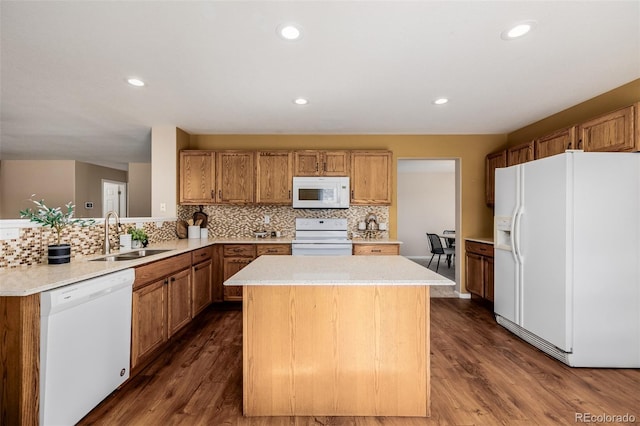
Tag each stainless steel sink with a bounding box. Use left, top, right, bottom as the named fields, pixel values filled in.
left=90, top=249, right=172, bottom=261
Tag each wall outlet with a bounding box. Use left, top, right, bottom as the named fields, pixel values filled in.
left=160, top=203, right=166, bottom=212
left=264, top=215, right=270, bottom=224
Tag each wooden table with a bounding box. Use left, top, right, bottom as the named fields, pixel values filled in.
left=224, top=255, right=453, bottom=417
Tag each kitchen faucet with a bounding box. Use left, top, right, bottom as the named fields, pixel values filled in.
left=103, top=211, right=121, bottom=254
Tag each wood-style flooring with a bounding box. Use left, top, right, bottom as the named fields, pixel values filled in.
left=80, top=299, right=639, bottom=426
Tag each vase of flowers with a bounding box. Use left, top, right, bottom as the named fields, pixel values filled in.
left=20, top=196, right=95, bottom=264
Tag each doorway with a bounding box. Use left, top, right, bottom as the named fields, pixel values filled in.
left=102, top=180, right=127, bottom=217
left=397, top=158, right=461, bottom=294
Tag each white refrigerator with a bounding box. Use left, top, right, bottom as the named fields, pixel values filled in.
left=494, top=151, right=640, bottom=367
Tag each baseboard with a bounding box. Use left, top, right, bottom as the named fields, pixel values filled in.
left=455, top=291, right=471, bottom=299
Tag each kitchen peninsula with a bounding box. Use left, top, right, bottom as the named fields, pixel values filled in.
left=224, top=255, right=453, bottom=417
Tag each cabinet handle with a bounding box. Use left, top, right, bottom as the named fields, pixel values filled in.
left=323, top=162, right=327, bottom=172
left=164, top=278, right=168, bottom=285
left=372, top=249, right=381, bottom=253
left=218, top=189, right=222, bottom=199
left=577, top=139, right=583, bottom=149
left=211, top=190, right=214, bottom=199
left=351, top=190, right=354, bottom=198
left=288, top=190, right=291, bottom=199
left=315, top=162, right=319, bottom=171
left=171, top=277, right=176, bottom=282
left=567, top=142, right=571, bottom=149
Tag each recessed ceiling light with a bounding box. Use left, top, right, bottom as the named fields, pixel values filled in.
left=293, top=97, right=308, bottom=105
left=277, top=24, right=302, bottom=41
left=433, top=98, right=449, bottom=105
left=501, top=20, right=536, bottom=40
left=127, top=78, right=145, bottom=87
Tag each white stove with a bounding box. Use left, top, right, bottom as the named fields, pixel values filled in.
left=292, top=218, right=353, bottom=256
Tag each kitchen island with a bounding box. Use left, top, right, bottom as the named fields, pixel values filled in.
left=224, top=255, right=453, bottom=417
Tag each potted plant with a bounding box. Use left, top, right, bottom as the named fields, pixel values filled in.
left=127, top=227, right=148, bottom=249
left=20, top=197, right=95, bottom=264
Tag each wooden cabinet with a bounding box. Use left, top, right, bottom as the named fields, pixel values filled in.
left=294, top=150, right=350, bottom=176
left=578, top=104, right=636, bottom=152
left=464, top=240, right=494, bottom=302
left=191, top=247, right=213, bottom=317
left=216, top=151, right=255, bottom=204
left=222, top=244, right=256, bottom=301
left=131, top=253, right=192, bottom=370
left=353, top=244, right=400, bottom=255
left=256, top=151, right=293, bottom=204
left=180, top=151, right=215, bottom=204
left=485, top=149, right=506, bottom=206
left=507, top=141, right=534, bottom=166
left=535, top=126, right=576, bottom=159
left=256, top=244, right=291, bottom=256
left=350, top=150, right=392, bottom=205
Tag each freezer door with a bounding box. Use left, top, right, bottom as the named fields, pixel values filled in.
left=520, top=154, right=572, bottom=352
left=494, top=165, right=519, bottom=323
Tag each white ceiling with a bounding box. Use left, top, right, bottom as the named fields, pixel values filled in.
left=1, top=1, right=639, bottom=170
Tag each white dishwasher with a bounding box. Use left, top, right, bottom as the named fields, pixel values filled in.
left=40, top=268, right=134, bottom=426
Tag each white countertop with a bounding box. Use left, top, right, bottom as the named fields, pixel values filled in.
left=0, top=237, right=406, bottom=296
left=224, top=255, right=454, bottom=286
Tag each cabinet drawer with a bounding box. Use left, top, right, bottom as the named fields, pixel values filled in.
left=134, top=253, right=191, bottom=289
left=191, top=246, right=212, bottom=264
left=223, top=244, right=256, bottom=257
left=353, top=244, right=399, bottom=255
left=256, top=244, right=291, bottom=256
left=465, top=241, right=494, bottom=257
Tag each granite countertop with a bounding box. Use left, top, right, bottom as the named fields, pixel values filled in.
left=0, top=237, right=405, bottom=296
left=466, top=236, right=494, bottom=245
left=224, top=255, right=453, bottom=286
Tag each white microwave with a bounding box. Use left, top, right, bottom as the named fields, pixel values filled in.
left=292, top=176, right=350, bottom=209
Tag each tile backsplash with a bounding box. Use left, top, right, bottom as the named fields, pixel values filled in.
left=0, top=205, right=388, bottom=269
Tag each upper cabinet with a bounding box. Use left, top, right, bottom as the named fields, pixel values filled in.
left=578, top=104, right=636, bottom=152
left=485, top=150, right=506, bottom=206
left=507, top=141, right=534, bottom=166
left=350, top=150, right=392, bottom=205
left=535, top=126, right=577, bottom=159
left=180, top=151, right=215, bottom=204
left=216, top=151, right=255, bottom=204
left=256, top=151, right=293, bottom=204
left=294, top=150, right=350, bottom=176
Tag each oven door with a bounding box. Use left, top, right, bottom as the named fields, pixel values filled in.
left=292, top=243, right=353, bottom=256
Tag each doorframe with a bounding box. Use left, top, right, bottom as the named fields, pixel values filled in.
left=102, top=179, right=127, bottom=217
left=397, top=157, right=463, bottom=295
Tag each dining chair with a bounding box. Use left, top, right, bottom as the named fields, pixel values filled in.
left=442, top=229, right=455, bottom=265
left=426, top=233, right=455, bottom=273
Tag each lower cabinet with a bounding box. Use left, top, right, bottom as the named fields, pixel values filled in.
left=221, top=243, right=291, bottom=301
left=353, top=243, right=400, bottom=255
left=464, top=240, right=494, bottom=302
left=131, top=253, right=192, bottom=371
left=191, top=247, right=213, bottom=316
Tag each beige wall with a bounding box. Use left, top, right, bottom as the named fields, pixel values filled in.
left=128, top=162, right=152, bottom=217
left=507, top=78, right=640, bottom=146
left=74, top=162, right=127, bottom=218
left=0, top=160, right=75, bottom=218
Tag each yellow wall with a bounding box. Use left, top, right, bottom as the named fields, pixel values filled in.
left=507, top=78, right=640, bottom=146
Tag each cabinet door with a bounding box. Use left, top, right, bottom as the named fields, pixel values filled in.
left=465, top=252, right=484, bottom=297
left=294, top=151, right=322, bottom=176
left=578, top=105, right=635, bottom=152
left=322, top=151, right=350, bottom=176
left=167, top=268, right=192, bottom=337
left=484, top=257, right=494, bottom=303
left=192, top=259, right=212, bottom=317
left=180, top=151, right=215, bottom=204
left=350, top=151, right=392, bottom=205
left=485, top=150, right=506, bottom=206
left=216, top=151, right=255, bottom=203
left=131, top=280, right=167, bottom=369
left=535, top=127, right=576, bottom=159
left=507, top=141, right=534, bottom=166
left=256, top=151, right=293, bottom=204
left=223, top=258, right=252, bottom=301
left=353, top=244, right=400, bottom=255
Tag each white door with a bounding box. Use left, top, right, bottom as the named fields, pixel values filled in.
left=519, top=154, right=571, bottom=351
left=102, top=181, right=127, bottom=217
left=494, top=165, right=519, bottom=323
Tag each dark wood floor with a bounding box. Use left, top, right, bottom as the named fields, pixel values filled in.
left=80, top=299, right=640, bottom=426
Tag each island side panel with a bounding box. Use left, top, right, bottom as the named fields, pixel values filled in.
left=243, top=285, right=430, bottom=417
left=0, top=294, right=40, bottom=426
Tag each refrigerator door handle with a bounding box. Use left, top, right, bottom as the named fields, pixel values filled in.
left=514, top=207, right=523, bottom=262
